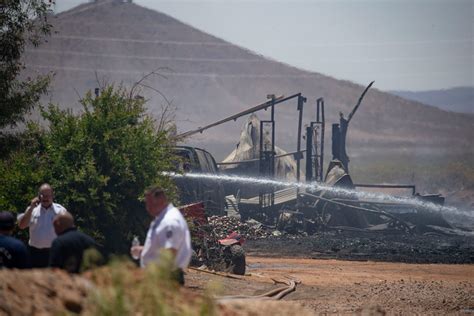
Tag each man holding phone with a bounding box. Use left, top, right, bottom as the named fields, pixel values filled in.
left=17, top=183, right=67, bottom=268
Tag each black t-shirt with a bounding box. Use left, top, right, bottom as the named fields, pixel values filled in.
left=49, top=227, right=96, bottom=273
left=0, top=234, right=31, bottom=269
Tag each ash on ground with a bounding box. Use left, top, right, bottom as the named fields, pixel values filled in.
left=208, top=215, right=474, bottom=264
left=247, top=231, right=474, bottom=264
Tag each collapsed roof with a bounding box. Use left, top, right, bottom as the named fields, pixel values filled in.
left=221, top=114, right=299, bottom=181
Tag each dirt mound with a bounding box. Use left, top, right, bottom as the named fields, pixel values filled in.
left=0, top=269, right=90, bottom=315
left=0, top=267, right=214, bottom=316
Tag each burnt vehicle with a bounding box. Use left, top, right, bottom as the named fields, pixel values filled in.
left=173, top=146, right=226, bottom=216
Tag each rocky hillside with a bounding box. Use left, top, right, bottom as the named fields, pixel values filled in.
left=23, top=0, right=474, bottom=160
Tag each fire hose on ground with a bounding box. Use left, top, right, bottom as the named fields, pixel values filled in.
left=215, top=276, right=300, bottom=302
left=188, top=267, right=300, bottom=301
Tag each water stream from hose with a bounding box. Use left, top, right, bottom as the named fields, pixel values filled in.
left=164, top=172, right=472, bottom=218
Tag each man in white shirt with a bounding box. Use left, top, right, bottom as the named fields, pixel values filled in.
left=17, top=183, right=67, bottom=267
left=131, top=186, right=192, bottom=285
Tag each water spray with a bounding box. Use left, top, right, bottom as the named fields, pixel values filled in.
left=164, top=171, right=473, bottom=218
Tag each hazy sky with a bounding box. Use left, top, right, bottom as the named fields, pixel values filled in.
left=55, top=0, right=473, bottom=91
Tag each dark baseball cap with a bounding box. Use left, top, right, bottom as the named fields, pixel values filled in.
left=0, top=211, right=15, bottom=230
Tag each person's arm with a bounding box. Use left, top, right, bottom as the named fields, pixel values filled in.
left=163, top=224, right=182, bottom=256
left=18, top=197, right=40, bottom=229
left=58, top=205, right=67, bottom=214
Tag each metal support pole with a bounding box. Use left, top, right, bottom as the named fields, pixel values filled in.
left=317, top=98, right=325, bottom=181
left=332, top=123, right=340, bottom=160
left=317, top=102, right=320, bottom=122
left=259, top=120, right=275, bottom=208
left=296, top=95, right=306, bottom=183
left=271, top=96, right=276, bottom=179
left=259, top=94, right=277, bottom=209
left=321, top=99, right=325, bottom=179
left=305, top=126, right=313, bottom=182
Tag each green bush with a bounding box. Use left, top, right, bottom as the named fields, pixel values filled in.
left=0, top=0, right=52, bottom=128
left=0, top=86, right=177, bottom=254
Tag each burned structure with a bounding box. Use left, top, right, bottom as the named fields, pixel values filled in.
left=175, top=82, right=453, bottom=236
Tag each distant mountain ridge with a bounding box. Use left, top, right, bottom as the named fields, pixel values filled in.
left=391, top=87, right=474, bottom=114
left=22, top=1, right=474, bottom=160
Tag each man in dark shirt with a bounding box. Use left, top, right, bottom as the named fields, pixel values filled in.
left=0, top=211, right=31, bottom=269
left=49, top=212, right=96, bottom=273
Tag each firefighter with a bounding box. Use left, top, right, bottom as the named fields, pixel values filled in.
left=130, top=186, right=192, bottom=285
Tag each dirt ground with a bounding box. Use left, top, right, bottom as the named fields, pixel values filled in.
left=187, top=256, right=474, bottom=315
left=0, top=257, right=472, bottom=315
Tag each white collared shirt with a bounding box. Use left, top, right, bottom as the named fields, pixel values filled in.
left=140, top=203, right=192, bottom=270
left=17, top=203, right=67, bottom=249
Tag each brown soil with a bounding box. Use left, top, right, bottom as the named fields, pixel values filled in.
left=187, top=256, right=474, bottom=315
left=1, top=258, right=472, bottom=315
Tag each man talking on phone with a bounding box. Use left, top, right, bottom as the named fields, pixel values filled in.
left=17, top=183, right=67, bottom=268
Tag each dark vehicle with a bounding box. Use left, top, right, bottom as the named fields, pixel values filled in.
left=173, top=146, right=226, bottom=216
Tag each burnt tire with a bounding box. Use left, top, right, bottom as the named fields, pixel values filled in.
left=228, top=244, right=246, bottom=275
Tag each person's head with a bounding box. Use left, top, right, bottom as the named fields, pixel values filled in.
left=38, top=183, right=54, bottom=208
left=0, top=211, right=15, bottom=236
left=53, top=212, right=75, bottom=235
left=144, top=186, right=168, bottom=217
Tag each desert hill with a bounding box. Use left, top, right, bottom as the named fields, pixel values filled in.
left=23, top=0, right=474, bottom=160
left=391, top=87, right=474, bottom=114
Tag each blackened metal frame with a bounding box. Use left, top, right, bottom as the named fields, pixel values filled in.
left=177, top=92, right=307, bottom=210
left=305, top=98, right=325, bottom=182
left=257, top=93, right=307, bottom=207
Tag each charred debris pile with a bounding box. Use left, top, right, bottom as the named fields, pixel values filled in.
left=175, top=82, right=473, bottom=245
left=208, top=215, right=277, bottom=239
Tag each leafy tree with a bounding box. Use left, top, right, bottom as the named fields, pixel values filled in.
left=0, top=0, right=52, bottom=128
left=0, top=86, right=178, bottom=254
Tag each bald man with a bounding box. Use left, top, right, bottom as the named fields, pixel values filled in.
left=17, top=183, right=67, bottom=267
left=49, top=212, right=97, bottom=273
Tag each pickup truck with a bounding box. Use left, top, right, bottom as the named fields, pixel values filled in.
left=172, top=146, right=226, bottom=216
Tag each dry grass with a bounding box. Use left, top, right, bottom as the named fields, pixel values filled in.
left=84, top=255, right=216, bottom=316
